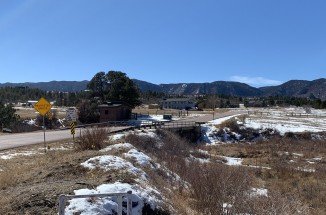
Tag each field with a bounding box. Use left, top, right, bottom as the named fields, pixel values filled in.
left=14, top=107, right=67, bottom=119
left=0, top=107, right=325, bottom=214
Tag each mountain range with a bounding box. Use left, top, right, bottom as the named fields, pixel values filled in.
left=133, top=79, right=326, bottom=101
left=0, top=78, right=325, bottom=100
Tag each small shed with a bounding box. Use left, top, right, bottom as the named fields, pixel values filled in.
left=98, top=101, right=132, bottom=122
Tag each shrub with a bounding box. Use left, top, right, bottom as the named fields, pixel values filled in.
left=217, top=117, right=241, bottom=132
left=75, top=127, right=109, bottom=150
left=125, top=133, right=159, bottom=154
left=187, top=163, right=255, bottom=214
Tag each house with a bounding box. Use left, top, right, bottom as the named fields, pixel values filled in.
left=26, top=100, right=38, bottom=107
left=159, top=98, right=197, bottom=110
left=98, top=101, right=132, bottom=122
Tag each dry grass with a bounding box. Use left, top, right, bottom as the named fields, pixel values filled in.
left=75, top=127, right=110, bottom=150
left=205, top=136, right=326, bottom=214
left=0, top=142, right=105, bottom=214
left=14, top=107, right=66, bottom=119
left=1, top=124, right=325, bottom=214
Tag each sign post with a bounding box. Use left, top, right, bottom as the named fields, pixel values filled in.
left=66, top=108, right=77, bottom=141
left=33, top=97, right=52, bottom=152
left=70, top=122, right=75, bottom=140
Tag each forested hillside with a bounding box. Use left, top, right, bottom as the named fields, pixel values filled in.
left=0, top=87, right=88, bottom=106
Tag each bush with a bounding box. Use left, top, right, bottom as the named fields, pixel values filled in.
left=75, top=127, right=109, bottom=150
left=187, top=163, right=255, bottom=214
left=217, top=117, right=241, bottom=132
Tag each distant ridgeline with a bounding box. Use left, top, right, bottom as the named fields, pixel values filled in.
left=132, top=78, right=326, bottom=101
left=1, top=78, right=325, bottom=101
left=0, top=81, right=89, bottom=93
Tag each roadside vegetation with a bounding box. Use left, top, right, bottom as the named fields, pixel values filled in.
left=1, top=123, right=325, bottom=214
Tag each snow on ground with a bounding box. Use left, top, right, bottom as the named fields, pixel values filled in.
left=81, top=155, right=148, bottom=182
left=65, top=182, right=163, bottom=215
left=296, top=167, right=316, bottom=173
left=131, top=115, right=170, bottom=124
left=244, top=108, right=326, bottom=135
left=251, top=188, right=268, bottom=197
left=101, top=143, right=135, bottom=152
left=67, top=141, right=168, bottom=214
left=209, top=114, right=242, bottom=125
left=245, top=117, right=325, bottom=135
left=110, top=133, right=126, bottom=140
left=200, top=114, right=243, bottom=144
left=123, top=149, right=154, bottom=168
left=135, top=130, right=158, bottom=138
left=47, top=145, right=72, bottom=151
left=200, top=124, right=218, bottom=144
left=200, top=108, right=326, bottom=145
left=221, top=156, right=243, bottom=166
left=0, top=151, right=38, bottom=159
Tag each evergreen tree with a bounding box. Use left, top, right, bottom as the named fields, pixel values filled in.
left=77, top=100, right=100, bottom=124
left=0, top=103, right=20, bottom=129
left=87, top=71, right=141, bottom=108
left=87, top=71, right=109, bottom=102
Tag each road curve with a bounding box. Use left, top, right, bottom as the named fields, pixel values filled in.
left=179, top=109, right=247, bottom=122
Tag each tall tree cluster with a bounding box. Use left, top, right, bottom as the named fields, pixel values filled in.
left=87, top=71, right=141, bottom=108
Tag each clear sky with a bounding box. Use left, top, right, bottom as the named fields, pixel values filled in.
left=0, top=0, right=325, bottom=87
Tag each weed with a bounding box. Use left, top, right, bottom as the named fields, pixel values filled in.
left=75, top=127, right=110, bottom=150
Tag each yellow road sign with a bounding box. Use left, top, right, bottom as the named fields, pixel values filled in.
left=34, top=97, right=52, bottom=116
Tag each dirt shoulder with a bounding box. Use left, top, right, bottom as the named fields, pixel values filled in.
left=0, top=141, right=110, bottom=214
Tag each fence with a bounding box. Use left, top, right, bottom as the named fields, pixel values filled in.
left=247, top=111, right=326, bottom=118
left=160, top=121, right=197, bottom=129
left=58, top=191, right=133, bottom=215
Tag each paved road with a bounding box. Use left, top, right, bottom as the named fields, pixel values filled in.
left=0, top=126, right=131, bottom=151
left=0, top=110, right=246, bottom=151
left=179, top=109, right=247, bottom=123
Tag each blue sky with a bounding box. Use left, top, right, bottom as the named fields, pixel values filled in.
left=0, top=0, right=325, bottom=87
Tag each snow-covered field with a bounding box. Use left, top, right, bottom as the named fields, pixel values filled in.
left=201, top=107, right=326, bottom=144
left=245, top=107, right=326, bottom=135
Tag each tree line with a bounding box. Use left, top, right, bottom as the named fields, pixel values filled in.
left=1, top=71, right=326, bottom=132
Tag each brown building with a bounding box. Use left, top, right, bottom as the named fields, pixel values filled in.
left=98, top=101, right=132, bottom=122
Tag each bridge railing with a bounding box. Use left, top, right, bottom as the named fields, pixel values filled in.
left=68, top=120, right=200, bottom=132
left=160, top=121, right=197, bottom=128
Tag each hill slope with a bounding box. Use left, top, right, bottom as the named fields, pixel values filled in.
left=260, top=78, right=326, bottom=100
left=133, top=79, right=262, bottom=96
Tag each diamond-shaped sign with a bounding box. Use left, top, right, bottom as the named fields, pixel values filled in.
left=34, top=97, right=52, bottom=116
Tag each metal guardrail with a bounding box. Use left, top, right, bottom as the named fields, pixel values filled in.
left=160, top=121, right=197, bottom=129
left=65, top=120, right=200, bottom=133
left=58, top=191, right=133, bottom=215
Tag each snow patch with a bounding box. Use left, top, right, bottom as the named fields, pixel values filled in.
left=81, top=155, right=148, bottom=182
left=65, top=182, right=162, bottom=215
left=251, top=188, right=268, bottom=197
left=123, top=149, right=154, bottom=168
left=222, top=156, right=243, bottom=166
left=101, top=143, right=135, bottom=152
left=0, top=151, right=37, bottom=159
